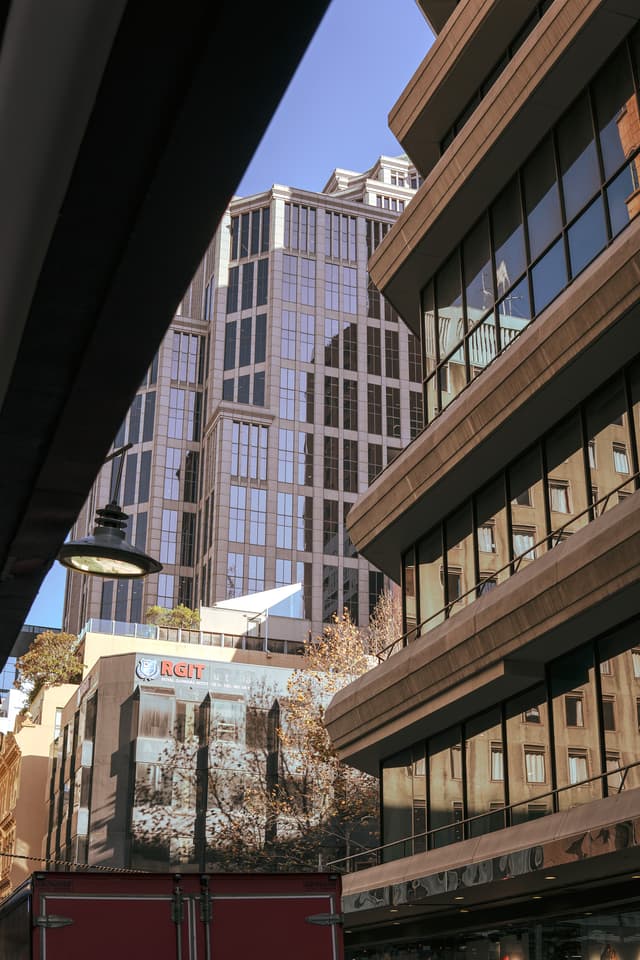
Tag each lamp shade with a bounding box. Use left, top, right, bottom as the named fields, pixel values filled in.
left=58, top=501, right=162, bottom=579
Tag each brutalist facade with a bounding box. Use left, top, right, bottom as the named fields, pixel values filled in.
left=325, top=2, right=640, bottom=958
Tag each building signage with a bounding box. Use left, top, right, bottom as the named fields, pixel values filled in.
left=135, top=656, right=208, bottom=684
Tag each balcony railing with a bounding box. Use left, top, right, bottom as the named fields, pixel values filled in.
left=79, top=618, right=306, bottom=656
left=327, top=758, right=640, bottom=873
left=376, top=471, right=640, bottom=661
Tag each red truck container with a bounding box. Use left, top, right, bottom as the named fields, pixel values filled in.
left=0, top=870, right=344, bottom=960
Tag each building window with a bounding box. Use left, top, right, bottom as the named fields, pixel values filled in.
left=160, top=510, right=178, bottom=564
left=343, top=321, right=358, bottom=371
left=409, top=391, right=423, bottom=440
left=450, top=745, right=462, bottom=780
left=324, top=436, right=339, bottom=490
left=478, top=523, right=496, bottom=553
left=588, top=439, right=596, bottom=467
left=282, top=254, right=297, bottom=302
left=565, top=694, right=584, bottom=727
left=606, top=752, right=624, bottom=792
left=322, top=564, right=338, bottom=621
left=344, top=379, right=358, bottom=431
left=525, top=747, right=546, bottom=783
left=325, top=263, right=339, bottom=311
left=247, top=555, right=264, bottom=593
left=513, top=525, right=536, bottom=560
left=523, top=706, right=541, bottom=723
left=408, top=333, right=422, bottom=382
left=344, top=439, right=359, bottom=493
left=324, top=318, right=340, bottom=367
left=300, top=313, right=315, bottom=362
left=324, top=376, right=339, bottom=427
left=367, top=275, right=380, bottom=319
left=568, top=749, right=588, bottom=784
left=633, top=649, right=640, bottom=678
left=226, top=555, right=243, bottom=600
left=368, top=443, right=383, bottom=485
left=491, top=743, right=504, bottom=781
left=323, top=499, right=339, bottom=556
left=386, top=387, right=401, bottom=438
left=344, top=567, right=359, bottom=623
left=277, top=493, right=294, bottom=549
left=164, top=448, right=181, bottom=500
left=599, top=658, right=612, bottom=676
left=284, top=202, right=316, bottom=253
left=613, top=441, right=630, bottom=473
left=279, top=367, right=296, bottom=419
left=601, top=696, right=616, bottom=731
left=342, top=267, right=357, bottom=314
left=249, top=489, right=267, bottom=546
left=300, top=258, right=315, bottom=306
left=282, top=310, right=296, bottom=359
left=298, top=432, right=314, bottom=486
left=385, top=330, right=400, bottom=379
left=325, top=211, right=357, bottom=261
left=278, top=429, right=294, bottom=483
left=549, top=480, right=570, bottom=513
left=228, top=486, right=246, bottom=543
left=367, top=327, right=381, bottom=375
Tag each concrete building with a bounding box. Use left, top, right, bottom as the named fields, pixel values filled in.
left=324, top=2, right=640, bottom=958
left=63, top=156, right=423, bottom=639
left=45, top=589, right=352, bottom=872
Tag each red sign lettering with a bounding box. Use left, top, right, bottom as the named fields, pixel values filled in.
left=160, top=660, right=206, bottom=680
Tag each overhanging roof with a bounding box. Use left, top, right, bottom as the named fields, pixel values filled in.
left=0, top=0, right=330, bottom=665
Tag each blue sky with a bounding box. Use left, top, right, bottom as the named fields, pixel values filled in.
left=26, top=0, right=433, bottom=631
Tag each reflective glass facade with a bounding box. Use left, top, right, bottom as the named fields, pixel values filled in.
left=403, top=361, right=640, bottom=640
left=381, top=617, right=640, bottom=860
left=423, top=31, right=640, bottom=424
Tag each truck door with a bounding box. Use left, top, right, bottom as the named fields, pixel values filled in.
left=208, top=891, right=342, bottom=960
left=34, top=879, right=194, bottom=960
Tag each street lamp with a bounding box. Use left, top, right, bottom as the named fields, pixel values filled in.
left=57, top=444, right=162, bottom=579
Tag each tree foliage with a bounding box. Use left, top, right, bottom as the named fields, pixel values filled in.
left=130, top=597, right=398, bottom=872
left=145, top=604, right=200, bottom=629
left=15, top=631, right=84, bottom=704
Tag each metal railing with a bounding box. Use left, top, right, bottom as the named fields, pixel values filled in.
left=80, top=618, right=305, bottom=656
left=327, top=758, right=640, bottom=873
left=376, top=471, right=640, bottom=661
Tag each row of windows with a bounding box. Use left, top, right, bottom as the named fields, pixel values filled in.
left=284, top=202, right=316, bottom=254
left=439, top=1, right=555, bottom=155
left=423, top=30, right=640, bottom=422
left=403, top=364, right=640, bottom=637
left=226, top=259, right=268, bottom=313
left=168, top=388, right=202, bottom=442
left=223, top=315, right=266, bottom=370
left=230, top=422, right=268, bottom=480
left=382, top=620, right=640, bottom=859
left=113, top=390, right=156, bottom=450
left=222, top=372, right=265, bottom=407
left=230, top=206, right=270, bottom=260
left=375, top=195, right=406, bottom=213
left=163, top=448, right=199, bottom=503
left=171, top=333, right=205, bottom=385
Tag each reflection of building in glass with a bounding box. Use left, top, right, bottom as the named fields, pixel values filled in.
left=63, top=157, right=423, bottom=639
left=324, top=5, right=640, bottom=959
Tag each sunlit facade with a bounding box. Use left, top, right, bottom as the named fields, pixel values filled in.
left=63, top=157, right=422, bottom=639
left=325, top=2, right=640, bottom=958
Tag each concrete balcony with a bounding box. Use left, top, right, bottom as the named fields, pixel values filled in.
left=372, top=0, right=639, bottom=329
left=327, top=492, right=640, bottom=774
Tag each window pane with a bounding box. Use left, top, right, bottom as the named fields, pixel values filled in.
left=381, top=750, right=414, bottom=862
left=599, top=622, right=640, bottom=793
left=550, top=644, right=601, bottom=810
left=436, top=252, right=464, bottom=359
left=463, top=215, right=493, bottom=323
left=476, top=477, right=509, bottom=591
left=506, top=685, right=551, bottom=825
left=466, top=707, right=505, bottom=837
left=557, top=91, right=600, bottom=221
left=607, top=160, right=640, bottom=238
left=593, top=45, right=635, bottom=179
left=531, top=237, right=567, bottom=315
left=444, top=504, right=474, bottom=616
left=428, top=727, right=463, bottom=848
left=524, top=137, right=563, bottom=260
left=586, top=375, right=634, bottom=514
left=545, top=413, right=589, bottom=539
left=418, top=527, right=444, bottom=632
left=568, top=195, right=607, bottom=278
left=491, top=176, right=527, bottom=295
left=509, top=446, right=546, bottom=562
left=497, top=275, right=532, bottom=348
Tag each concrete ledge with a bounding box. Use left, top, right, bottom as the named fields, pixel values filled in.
left=390, top=0, right=541, bottom=176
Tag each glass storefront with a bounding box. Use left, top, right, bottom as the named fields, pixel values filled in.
left=346, top=904, right=640, bottom=960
